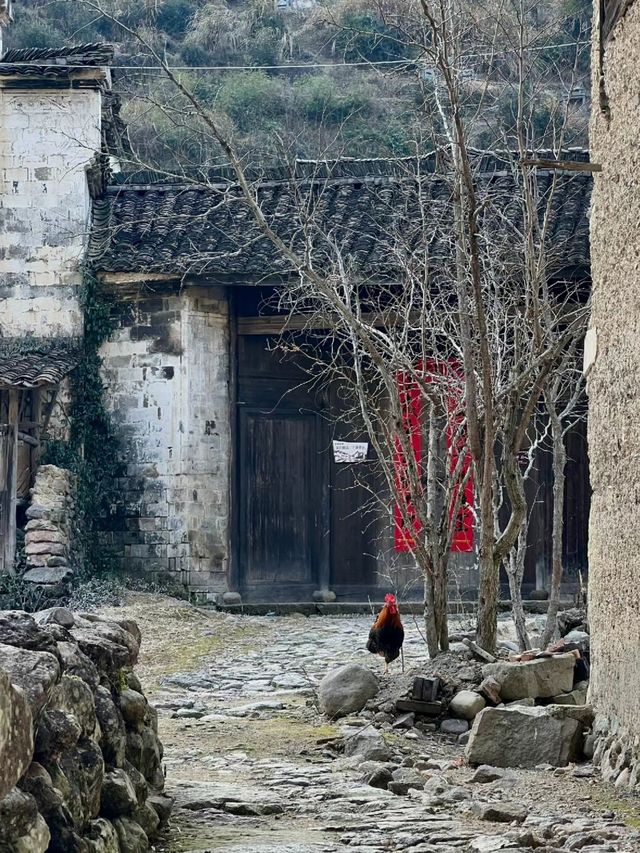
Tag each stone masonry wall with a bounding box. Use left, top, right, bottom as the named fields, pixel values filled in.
left=0, top=606, right=171, bottom=852
left=23, top=464, right=76, bottom=589
left=587, top=0, right=640, bottom=787
left=0, top=84, right=103, bottom=337
left=99, top=285, right=231, bottom=594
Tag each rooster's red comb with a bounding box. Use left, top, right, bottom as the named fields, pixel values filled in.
left=384, top=593, right=397, bottom=604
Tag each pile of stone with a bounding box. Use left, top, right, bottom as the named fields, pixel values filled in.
left=23, top=465, right=77, bottom=591
left=0, top=606, right=171, bottom=852
left=464, top=651, right=593, bottom=768
left=316, top=624, right=594, bottom=774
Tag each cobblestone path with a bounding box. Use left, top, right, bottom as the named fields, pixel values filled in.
left=98, top=595, right=640, bottom=853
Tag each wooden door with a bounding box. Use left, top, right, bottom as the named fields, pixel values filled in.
left=238, top=409, right=324, bottom=596
left=0, top=390, right=18, bottom=574
left=235, top=324, right=384, bottom=598
left=329, top=414, right=380, bottom=593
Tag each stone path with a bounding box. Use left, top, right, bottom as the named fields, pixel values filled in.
left=96, top=595, right=640, bottom=853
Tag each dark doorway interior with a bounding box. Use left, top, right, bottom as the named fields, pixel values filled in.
left=234, top=323, right=384, bottom=601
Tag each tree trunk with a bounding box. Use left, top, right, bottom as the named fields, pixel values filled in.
left=507, top=527, right=531, bottom=652
left=541, top=403, right=567, bottom=649
left=424, top=573, right=440, bottom=658
left=477, top=551, right=500, bottom=653
left=476, top=464, right=499, bottom=652
left=434, top=557, right=449, bottom=652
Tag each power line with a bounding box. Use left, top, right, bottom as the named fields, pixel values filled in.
left=113, top=58, right=410, bottom=71
left=4, top=40, right=586, bottom=73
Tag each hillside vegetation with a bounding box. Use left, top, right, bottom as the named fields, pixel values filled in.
left=6, top=0, right=592, bottom=167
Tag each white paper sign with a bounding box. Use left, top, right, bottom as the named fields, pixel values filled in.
left=332, top=440, right=368, bottom=463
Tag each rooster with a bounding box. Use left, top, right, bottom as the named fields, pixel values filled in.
left=366, top=593, right=405, bottom=675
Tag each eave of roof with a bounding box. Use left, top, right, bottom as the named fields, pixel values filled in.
left=107, top=149, right=592, bottom=188
left=0, top=43, right=113, bottom=83
left=0, top=340, right=79, bottom=390
left=0, top=43, right=114, bottom=64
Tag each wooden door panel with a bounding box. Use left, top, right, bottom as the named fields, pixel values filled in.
left=328, top=383, right=382, bottom=589
left=239, top=410, right=320, bottom=589
left=330, top=462, right=379, bottom=586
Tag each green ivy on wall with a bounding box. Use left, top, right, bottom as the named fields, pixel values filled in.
left=42, top=270, right=124, bottom=576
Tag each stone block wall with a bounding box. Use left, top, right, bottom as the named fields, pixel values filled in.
left=0, top=607, right=171, bottom=852
left=23, top=464, right=76, bottom=588
left=587, top=0, right=640, bottom=786
left=99, top=285, right=231, bottom=594
left=0, top=83, right=103, bottom=338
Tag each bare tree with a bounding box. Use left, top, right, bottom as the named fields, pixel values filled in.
left=75, top=0, right=589, bottom=654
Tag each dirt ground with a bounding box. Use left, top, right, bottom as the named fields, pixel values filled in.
left=95, top=593, right=640, bottom=853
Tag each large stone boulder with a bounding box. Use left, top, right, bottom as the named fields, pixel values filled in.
left=119, top=689, right=148, bottom=734
left=12, top=812, right=51, bottom=853
left=0, top=670, right=34, bottom=801
left=59, top=740, right=105, bottom=824
left=73, top=617, right=139, bottom=668
left=449, top=690, right=486, bottom=720
left=482, top=653, right=575, bottom=702
left=17, top=762, right=68, bottom=828
left=113, top=816, right=149, bottom=853
left=557, top=608, right=587, bottom=637
left=94, top=687, right=126, bottom=769
left=56, top=641, right=100, bottom=690
left=0, top=788, right=51, bottom=852
left=465, top=704, right=592, bottom=768
left=84, top=818, right=121, bottom=853
left=0, top=611, right=58, bottom=655
left=100, top=769, right=139, bottom=818
left=318, top=664, right=379, bottom=718
left=0, top=643, right=60, bottom=716
left=33, top=608, right=76, bottom=630
left=34, top=709, right=82, bottom=756
left=0, top=606, right=167, bottom=852
left=49, top=675, right=97, bottom=739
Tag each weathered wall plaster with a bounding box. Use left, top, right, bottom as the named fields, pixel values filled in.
left=99, top=285, right=231, bottom=592
left=0, top=84, right=102, bottom=337
left=588, top=0, right=640, bottom=784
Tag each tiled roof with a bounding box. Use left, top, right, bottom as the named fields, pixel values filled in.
left=0, top=43, right=113, bottom=64
left=90, top=155, right=592, bottom=280
left=0, top=342, right=78, bottom=389
left=0, top=43, right=113, bottom=78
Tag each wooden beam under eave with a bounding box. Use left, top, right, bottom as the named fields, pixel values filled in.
left=237, top=310, right=423, bottom=335
left=520, top=159, right=603, bottom=173
left=98, top=272, right=181, bottom=286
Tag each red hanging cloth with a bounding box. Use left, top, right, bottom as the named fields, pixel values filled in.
left=393, top=361, right=474, bottom=553
left=446, top=367, right=474, bottom=552
left=393, top=368, right=423, bottom=552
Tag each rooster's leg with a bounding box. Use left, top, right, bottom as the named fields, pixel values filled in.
left=383, top=659, right=389, bottom=677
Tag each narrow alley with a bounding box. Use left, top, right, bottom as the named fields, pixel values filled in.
left=95, top=594, right=640, bottom=853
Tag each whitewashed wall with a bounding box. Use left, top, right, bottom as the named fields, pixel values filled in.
left=0, top=85, right=102, bottom=337
left=99, top=285, right=231, bottom=593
